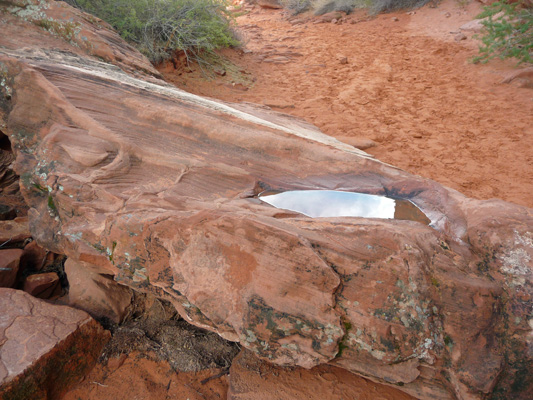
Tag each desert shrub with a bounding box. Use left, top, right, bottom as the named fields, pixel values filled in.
left=369, top=0, right=431, bottom=14
left=280, top=0, right=313, bottom=14
left=62, top=0, right=239, bottom=64
left=312, top=0, right=371, bottom=15
left=282, top=0, right=431, bottom=15
left=474, top=1, right=532, bottom=65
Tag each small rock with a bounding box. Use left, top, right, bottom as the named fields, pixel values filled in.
left=337, top=136, right=377, bottom=150
left=0, top=249, right=23, bottom=288
left=0, top=217, right=30, bottom=244
left=263, top=100, right=295, bottom=109
left=339, top=57, right=348, bottom=65
left=319, top=12, right=343, bottom=23
left=214, top=68, right=226, bottom=77
left=23, top=272, right=62, bottom=299
left=392, top=17, right=399, bottom=22
left=445, top=12, right=451, bottom=18
left=500, top=67, right=533, bottom=89
left=455, top=33, right=467, bottom=41
left=257, top=0, right=282, bottom=9
left=331, top=19, right=338, bottom=24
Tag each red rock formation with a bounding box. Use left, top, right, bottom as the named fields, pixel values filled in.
left=59, top=259, right=133, bottom=324
left=0, top=288, right=110, bottom=399
left=0, top=1, right=531, bottom=399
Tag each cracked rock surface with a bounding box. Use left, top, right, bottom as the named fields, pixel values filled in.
left=0, top=288, right=110, bottom=399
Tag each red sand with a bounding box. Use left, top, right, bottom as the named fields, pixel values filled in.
left=160, top=0, right=533, bottom=208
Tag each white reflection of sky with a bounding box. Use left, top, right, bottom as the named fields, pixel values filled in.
left=260, top=190, right=396, bottom=218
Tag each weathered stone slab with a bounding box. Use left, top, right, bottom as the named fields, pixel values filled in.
left=0, top=288, right=110, bottom=399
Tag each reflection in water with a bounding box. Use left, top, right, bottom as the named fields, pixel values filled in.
left=259, top=190, right=430, bottom=225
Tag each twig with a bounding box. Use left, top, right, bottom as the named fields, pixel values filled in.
left=92, top=381, right=108, bottom=387
left=200, top=369, right=229, bottom=385
left=184, top=383, right=204, bottom=397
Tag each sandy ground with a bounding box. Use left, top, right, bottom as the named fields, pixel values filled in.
left=160, top=0, right=533, bottom=208
left=63, top=352, right=230, bottom=400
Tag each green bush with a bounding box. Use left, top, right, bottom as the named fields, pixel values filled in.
left=312, top=0, right=371, bottom=15
left=63, top=0, right=239, bottom=64
left=369, top=0, right=431, bottom=14
left=280, top=0, right=313, bottom=14
left=281, top=0, right=431, bottom=15
left=474, top=1, right=532, bottom=65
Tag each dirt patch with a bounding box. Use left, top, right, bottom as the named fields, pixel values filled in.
left=64, top=293, right=239, bottom=399
left=100, top=293, right=240, bottom=372
left=159, top=0, right=533, bottom=208
left=63, top=351, right=230, bottom=400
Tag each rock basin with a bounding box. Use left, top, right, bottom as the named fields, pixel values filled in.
left=259, top=190, right=431, bottom=224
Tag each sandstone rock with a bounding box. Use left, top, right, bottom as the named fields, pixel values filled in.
left=460, top=12, right=504, bottom=33
left=318, top=11, right=344, bottom=23
left=59, top=259, right=133, bottom=324
left=257, top=0, right=282, bottom=9
left=0, top=0, right=160, bottom=80
left=0, top=218, right=30, bottom=244
left=228, top=349, right=415, bottom=399
left=0, top=288, right=110, bottom=399
left=263, top=100, right=295, bottom=109
left=23, top=271, right=62, bottom=299
left=20, top=240, right=50, bottom=272
left=337, top=136, right=377, bottom=150
left=455, top=33, right=467, bottom=41
left=0, top=249, right=23, bottom=288
left=460, top=19, right=484, bottom=33
left=501, top=67, right=533, bottom=89
left=0, top=2, right=531, bottom=399
left=0, top=148, right=26, bottom=217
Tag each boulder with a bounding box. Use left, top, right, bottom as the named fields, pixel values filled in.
left=228, top=349, right=415, bottom=399
left=0, top=2, right=531, bottom=399
left=0, top=288, right=110, bottom=399
left=0, top=248, right=23, bottom=288
left=257, top=0, right=283, bottom=9
left=59, top=259, right=133, bottom=324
